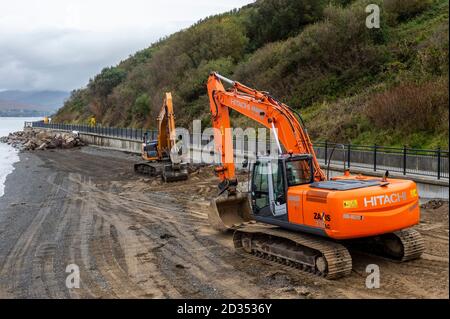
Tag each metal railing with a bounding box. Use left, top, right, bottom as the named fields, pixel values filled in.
left=314, top=141, right=449, bottom=180
left=28, top=121, right=158, bottom=141
left=26, top=121, right=449, bottom=180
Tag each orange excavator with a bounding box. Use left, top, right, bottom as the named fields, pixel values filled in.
left=134, top=92, right=189, bottom=182
left=207, top=72, right=424, bottom=279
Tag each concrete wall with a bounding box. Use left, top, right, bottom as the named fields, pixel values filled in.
left=79, top=132, right=142, bottom=154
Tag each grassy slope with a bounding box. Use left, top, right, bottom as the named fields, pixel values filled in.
left=54, top=0, right=449, bottom=149
left=302, top=0, right=449, bottom=149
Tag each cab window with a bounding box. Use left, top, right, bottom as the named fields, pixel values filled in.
left=252, top=162, right=270, bottom=210
left=285, top=159, right=313, bottom=186
left=271, top=160, right=286, bottom=205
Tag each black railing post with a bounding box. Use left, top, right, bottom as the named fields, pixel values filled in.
left=347, top=144, right=351, bottom=168
left=374, top=144, right=377, bottom=172
left=437, top=147, right=441, bottom=180
left=403, top=145, right=407, bottom=175
left=324, top=140, right=328, bottom=165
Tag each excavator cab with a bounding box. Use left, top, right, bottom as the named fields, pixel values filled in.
left=251, top=155, right=313, bottom=221
left=142, top=132, right=159, bottom=161
left=144, top=141, right=158, bottom=160
left=209, top=154, right=314, bottom=232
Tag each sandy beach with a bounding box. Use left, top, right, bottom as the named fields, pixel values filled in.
left=0, top=146, right=447, bottom=299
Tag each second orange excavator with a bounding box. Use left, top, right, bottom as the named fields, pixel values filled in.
left=134, top=92, right=189, bottom=182
left=207, top=72, right=424, bottom=279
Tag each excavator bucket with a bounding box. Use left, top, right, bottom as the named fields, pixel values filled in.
left=208, top=193, right=253, bottom=232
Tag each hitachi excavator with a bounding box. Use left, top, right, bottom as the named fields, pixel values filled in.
left=134, top=92, right=189, bottom=183
left=207, top=72, right=425, bottom=279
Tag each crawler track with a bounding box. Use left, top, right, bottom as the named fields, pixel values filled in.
left=135, top=162, right=189, bottom=183
left=134, top=163, right=159, bottom=176
left=233, top=224, right=352, bottom=280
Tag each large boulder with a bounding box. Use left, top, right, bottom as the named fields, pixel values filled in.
left=37, top=142, right=47, bottom=151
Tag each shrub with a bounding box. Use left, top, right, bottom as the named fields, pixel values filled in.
left=88, top=67, right=127, bottom=99
left=364, top=78, right=449, bottom=134
left=385, top=0, right=432, bottom=21
left=178, top=57, right=235, bottom=102
left=132, top=93, right=151, bottom=120
left=235, top=0, right=387, bottom=107
left=417, top=23, right=449, bottom=76
left=245, top=0, right=325, bottom=49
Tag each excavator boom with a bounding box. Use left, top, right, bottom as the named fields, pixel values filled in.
left=207, top=72, right=325, bottom=186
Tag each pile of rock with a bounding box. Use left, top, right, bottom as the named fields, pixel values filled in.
left=0, top=128, right=86, bottom=151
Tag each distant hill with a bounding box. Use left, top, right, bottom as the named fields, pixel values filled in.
left=0, top=90, right=69, bottom=111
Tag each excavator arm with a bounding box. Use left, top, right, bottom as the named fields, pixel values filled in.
left=207, top=72, right=326, bottom=188
left=156, top=92, right=181, bottom=163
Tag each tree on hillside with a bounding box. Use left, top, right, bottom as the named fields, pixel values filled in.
left=88, top=67, right=127, bottom=99
left=245, top=0, right=325, bottom=49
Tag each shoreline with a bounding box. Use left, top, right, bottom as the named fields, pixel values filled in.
left=0, top=143, right=20, bottom=198
left=0, top=117, right=43, bottom=198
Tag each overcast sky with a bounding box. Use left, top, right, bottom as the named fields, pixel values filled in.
left=0, top=0, right=254, bottom=92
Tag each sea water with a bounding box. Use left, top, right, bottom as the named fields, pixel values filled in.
left=0, top=117, right=41, bottom=197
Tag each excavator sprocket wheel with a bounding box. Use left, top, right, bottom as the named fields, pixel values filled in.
left=389, top=228, right=425, bottom=262
left=345, top=228, right=425, bottom=262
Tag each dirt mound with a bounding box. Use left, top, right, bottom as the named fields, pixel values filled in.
left=421, top=200, right=448, bottom=210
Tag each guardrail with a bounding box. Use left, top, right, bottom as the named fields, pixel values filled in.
left=314, top=142, right=448, bottom=180
left=28, top=121, right=158, bottom=141
left=26, top=121, right=449, bottom=180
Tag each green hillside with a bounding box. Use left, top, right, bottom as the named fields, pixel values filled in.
left=54, top=0, right=449, bottom=149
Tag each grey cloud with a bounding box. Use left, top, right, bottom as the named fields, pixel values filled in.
left=0, top=24, right=190, bottom=91
left=0, top=0, right=255, bottom=92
